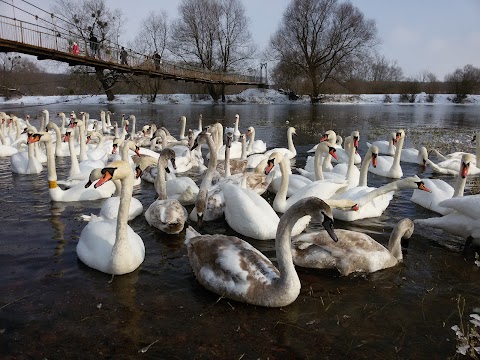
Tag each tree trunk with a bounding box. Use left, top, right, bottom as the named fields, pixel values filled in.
left=207, top=84, right=219, bottom=102
left=310, top=71, right=320, bottom=103
left=221, top=84, right=226, bottom=102
left=95, top=68, right=115, bottom=101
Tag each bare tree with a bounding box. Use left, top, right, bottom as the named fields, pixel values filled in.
left=131, top=11, right=170, bottom=102
left=170, top=0, right=256, bottom=101
left=270, top=0, right=378, bottom=102
left=0, top=53, right=42, bottom=97
left=445, top=64, right=480, bottom=102
left=51, top=0, right=124, bottom=100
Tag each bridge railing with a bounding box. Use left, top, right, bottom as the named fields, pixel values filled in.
left=0, top=14, right=263, bottom=85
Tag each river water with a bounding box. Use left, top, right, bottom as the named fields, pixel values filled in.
left=0, top=102, right=479, bottom=359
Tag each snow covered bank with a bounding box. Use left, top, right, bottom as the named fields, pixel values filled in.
left=1, top=89, right=479, bottom=106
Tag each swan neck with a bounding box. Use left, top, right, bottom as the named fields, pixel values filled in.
left=225, top=144, right=231, bottom=178
left=274, top=202, right=309, bottom=289
left=273, top=158, right=289, bottom=211
left=68, top=135, right=80, bottom=175
left=453, top=171, right=467, bottom=197
left=241, top=138, right=247, bottom=160
left=202, top=136, right=217, bottom=188
left=357, top=179, right=401, bottom=206
left=345, top=139, right=356, bottom=182
left=130, top=116, right=136, bottom=137
left=476, top=132, right=480, bottom=165
left=51, top=123, right=62, bottom=153
left=111, top=171, right=134, bottom=271
left=112, top=179, right=122, bottom=197
left=359, top=151, right=372, bottom=187
left=155, top=157, right=168, bottom=200
left=247, top=130, right=254, bottom=152
left=45, top=138, right=57, bottom=183
left=287, top=130, right=295, bottom=153
left=388, top=226, right=405, bottom=260
left=392, top=136, right=404, bottom=167
left=314, top=147, right=324, bottom=180
left=180, top=117, right=186, bottom=139
left=79, top=123, right=87, bottom=161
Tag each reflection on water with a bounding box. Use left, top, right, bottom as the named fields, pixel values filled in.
left=1, top=103, right=479, bottom=358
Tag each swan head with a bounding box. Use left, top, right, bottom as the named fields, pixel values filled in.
left=195, top=187, right=208, bottom=228
left=320, top=129, right=336, bottom=143
left=369, top=145, right=379, bottom=167
left=63, top=130, right=73, bottom=143
left=293, top=197, right=338, bottom=242
left=27, top=131, right=51, bottom=144
left=85, top=168, right=103, bottom=188
left=460, top=153, right=475, bottom=178
left=247, top=126, right=254, bottom=137
left=265, top=151, right=286, bottom=175
left=94, top=160, right=132, bottom=188
left=315, top=142, right=339, bottom=160
left=191, top=131, right=211, bottom=150
left=398, top=218, right=415, bottom=248
left=396, top=129, right=405, bottom=141
left=419, top=147, right=428, bottom=171
left=351, top=130, right=360, bottom=149
left=160, top=148, right=176, bottom=170
left=409, top=175, right=432, bottom=192
left=390, top=132, right=397, bottom=145
left=226, top=132, right=233, bottom=147
left=288, top=127, right=297, bottom=136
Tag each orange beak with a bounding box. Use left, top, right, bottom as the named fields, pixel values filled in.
left=329, top=147, right=338, bottom=161
left=422, top=159, right=427, bottom=172
left=94, top=170, right=113, bottom=188
left=371, top=154, right=378, bottom=168
left=319, top=134, right=328, bottom=142
left=351, top=204, right=359, bottom=211
left=111, top=144, right=117, bottom=154
left=264, top=160, right=274, bottom=175
left=418, top=181, right=432, bottom=193
left=461, top=162, right=469, bottom=178
left=135, top=146, right=141, bottom=156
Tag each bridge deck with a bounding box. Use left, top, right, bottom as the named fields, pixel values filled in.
left=0, top=15, right=265, bottom=87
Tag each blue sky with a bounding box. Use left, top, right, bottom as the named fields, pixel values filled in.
left=2, top=0, right=479, bottom=80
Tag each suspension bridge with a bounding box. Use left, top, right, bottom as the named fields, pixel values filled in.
left=0, top=13, right=267, bottom=87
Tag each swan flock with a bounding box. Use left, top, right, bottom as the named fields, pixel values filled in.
left=2, top=109, right=479, bottom=308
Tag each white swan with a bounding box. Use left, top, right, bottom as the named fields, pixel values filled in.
left=221, top=182, right=312, bottom=240
left=224, top=113, right=241, bottom=141
left=414, top=194, right=480, bottom=252
left=27, top=132, right=115, bottom=201
left=400, top=146, right=428, bottom=170
left=46, top=122, right=70, bottom=157
left=81, top=168, right=143, bottom=221
left=309, top=130, right=361, bottom=164
left=366, top=132, right=396, bottom=156
left=331, top=175, right=431, bottom=221
left=368, top=129, right=405, bottom=178
left=10, top=132, right=43, bottom=174
left=0, top=130, right=18, bottom=157
left=184, top=197, right=338, bottom=307
left=291, top=218, right=414, bottom=276
left=263, top=127, right=297, bottom=159
left=426, top=133, right=480, bottom=175
left=410, top=153, right=474, bottom=215
left=76, top=160, right=145, bottom=275
left=266, top=151, right=348, bottom=213
left=145, top=149, right=188, bottom=234
left=246, top=126, right=267, bottom=155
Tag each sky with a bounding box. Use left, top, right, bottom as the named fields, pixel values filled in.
left=1, top=0, right=480, bottom=80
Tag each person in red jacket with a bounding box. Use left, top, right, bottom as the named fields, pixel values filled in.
left=71, top=42, right=79, bottom=55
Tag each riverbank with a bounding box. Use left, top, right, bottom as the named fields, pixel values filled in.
left=1, top=89, right=479, bottom=106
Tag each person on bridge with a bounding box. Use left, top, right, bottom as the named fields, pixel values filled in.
left=89, top=32, right=99, bottom=58
left=120, top=47, right=128, bottom=65
left=153, top=51, right=161, bottom=70
left=71, top=42, right=79, bottom=55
